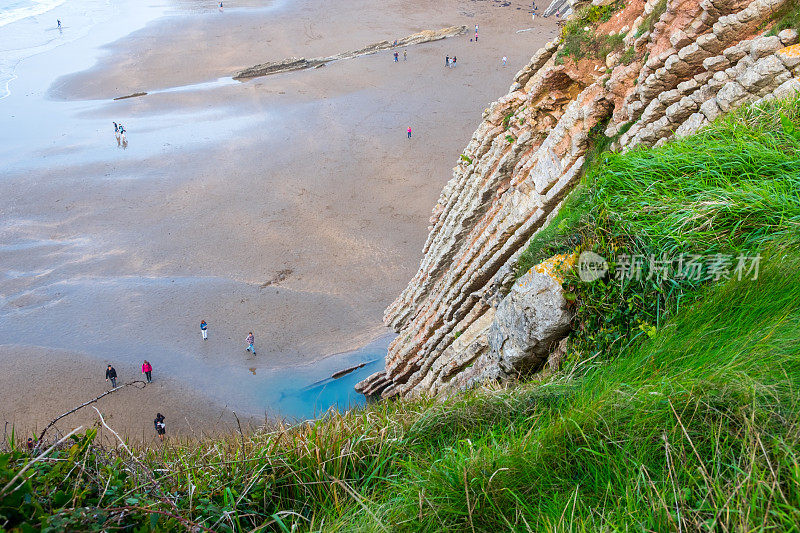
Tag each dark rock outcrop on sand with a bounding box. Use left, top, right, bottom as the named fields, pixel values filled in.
left=234, top=26, right=468, bottom=80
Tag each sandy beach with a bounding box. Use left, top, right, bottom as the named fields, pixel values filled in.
left=0, top=0, right=558, bottom=439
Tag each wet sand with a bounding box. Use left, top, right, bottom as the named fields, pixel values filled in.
left=0, top=0, right=558, bottom=436
left=0, top=346, right=252, bottom=444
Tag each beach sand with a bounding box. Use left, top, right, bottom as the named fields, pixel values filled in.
left=0, top=0, right=558, bottom=438
left=0, top=346, right=254, bottom=444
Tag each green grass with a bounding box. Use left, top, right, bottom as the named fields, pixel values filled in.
left=635, top=0, right=667, bottom=38
left=3, top=254, right=799, bottom=531
left=518, top=96, right=800, bottom=276
left=555, top=0, right=626, bottom=63
left=3, top=66, right=800, bottom=533
left=766, top=0, right=800, bottom=35
left=516, top=95, right=800, bottom=366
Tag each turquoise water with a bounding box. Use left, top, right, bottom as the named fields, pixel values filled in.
left=252, top=335, right=390, bottom=420
left=0, top=0, right=389, bottom=422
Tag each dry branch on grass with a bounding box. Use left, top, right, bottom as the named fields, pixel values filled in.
left=36, top=380, right=147, bottom=446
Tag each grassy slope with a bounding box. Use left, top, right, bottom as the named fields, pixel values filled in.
left=2, top=101, right=800, bottom=533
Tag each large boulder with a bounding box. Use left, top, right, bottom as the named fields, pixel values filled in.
left=485, top=256, right=574, bottom=377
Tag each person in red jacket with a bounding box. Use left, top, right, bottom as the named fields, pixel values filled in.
left=142, top=360, right=152, bottom=383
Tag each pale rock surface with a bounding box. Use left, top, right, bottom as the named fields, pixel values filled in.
left=359, top=0, right=800, bottom=398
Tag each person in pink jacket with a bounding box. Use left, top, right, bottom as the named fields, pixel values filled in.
left=142, top=360, right=153, bottom=383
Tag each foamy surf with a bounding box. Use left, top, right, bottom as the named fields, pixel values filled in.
left=0, top=0, right=67, bottom=28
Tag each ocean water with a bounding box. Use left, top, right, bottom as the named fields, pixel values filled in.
left=0, top=0, right=116, bottom=98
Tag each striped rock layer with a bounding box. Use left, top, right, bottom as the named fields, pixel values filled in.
left=357, top=0, right=800, bottom=399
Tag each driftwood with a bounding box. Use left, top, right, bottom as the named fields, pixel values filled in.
left=37, top=380, right=147, bottom=445
left=113, top=92, right=147, bottom=100
left=331, top=362, right=368, bottom=380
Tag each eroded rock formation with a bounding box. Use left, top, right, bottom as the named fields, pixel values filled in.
left=357, top=0, right=800, bottom=399
left=234, top=26, right=467, bottom=79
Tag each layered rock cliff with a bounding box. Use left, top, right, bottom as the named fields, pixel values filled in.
left=357, top=0, right=800, bottom=399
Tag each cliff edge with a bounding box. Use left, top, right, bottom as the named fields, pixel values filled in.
left=358, top=0, right=800, bottom=399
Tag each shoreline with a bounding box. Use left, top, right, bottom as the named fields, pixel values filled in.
left=0, top=0, right=559, bottom=434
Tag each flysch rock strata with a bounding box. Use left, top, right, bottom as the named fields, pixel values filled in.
left=357, top=0, right=800, bottom=399
left=234, top=26, right=467, bottom=79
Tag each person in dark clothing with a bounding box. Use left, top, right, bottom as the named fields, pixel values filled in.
left=27, top=438, right=35, bottom=451
left=105, top=365, right=117, bottom=388
left=154, top=413, right=166, bottom=442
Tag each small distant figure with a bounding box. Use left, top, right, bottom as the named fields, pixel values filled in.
left=105, top=364, right=117, bottom=388
left=27, top=437, right=35, bottom=451
left=393, top=39, right=398, bottom=46
left=113, top=122, right=120, bottom=146
left=403, top=49, right=407, bottom=61
left=393, top=51, right=399, bottom=62
left=452, top=56, right=457, bottom=67
left=57, top=19, right=61, bottom=29
left=475, top=24, right=479, bottom=32
left=407, top=126, right=412, bottom=139
left=142, top=360, right=152, bottom=383
left=201, top=319, right=208, bottom=340
left=502, top=56, right=507, bottom=66
left=154, top=413, right=166, bottom=442
left=119, top=124, right=127, bottom=146
left=246, top=332, right=256, bottom=355
left=219, top=1, right=223, bottom=9
left=475, top=31, right=479, bottom=42
left=446, top=55, right=450, bottom=67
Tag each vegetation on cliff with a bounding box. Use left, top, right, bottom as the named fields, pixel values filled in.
left=517, top=95, right=800, bottom=359
left=2, top=94, right=800, bottom=533
left=2, top=252, right=798, bottom=531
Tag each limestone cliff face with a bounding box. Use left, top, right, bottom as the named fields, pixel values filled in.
left=357, top=0, right=800, bottom=399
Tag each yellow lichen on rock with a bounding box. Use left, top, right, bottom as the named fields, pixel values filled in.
left=778, top=44, right=800, bottom=58
left=532, top=252, right=578, bottom=284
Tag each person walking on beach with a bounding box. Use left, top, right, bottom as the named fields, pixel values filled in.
left=502, top=56, right=507, bottom=66
left=452, top=56, right=457, bottom=67
left=113, top=122, right=120, bottom=145
left=201, top=319, right=208, bottom=340
left=394, top=51, right=399, bottom=62
left=246, top=332, right=256, bottom=355
left=142, top=360, right=152, bottom=383
left=105, top=364, right=117, bottom=388
left=154, top=413, right=166, bottom=442
left=119, top=124, right=127, bottom=146
left=57, top=20, right=61, bottom=29
left=407, top=126, right=412, bottom=139
left=446, top=55, right=450, bottom=67
left=403, top=49, right=407, bottom=61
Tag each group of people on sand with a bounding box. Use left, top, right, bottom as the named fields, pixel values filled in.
left=102, top=362, right=163, bottom=440
left=197, top=319, right=257, bottom=355
left=113, top=122, right=127, bottom=147
left=96, top=322, right=257, bottom=442
left=104, top=361, right=151, bottom=389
